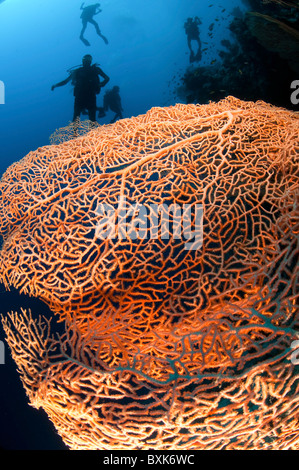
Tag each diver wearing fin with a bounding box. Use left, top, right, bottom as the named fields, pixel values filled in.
left=184, top=17, right=202, bottom=63
left=51, top=54, right=110, bottom=123
left=79, top=3, right=108, bottom=46
left=97, top=86, right=124, bottom=123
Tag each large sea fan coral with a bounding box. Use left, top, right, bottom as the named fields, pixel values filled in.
left=0, top=96, right=298, bottom=450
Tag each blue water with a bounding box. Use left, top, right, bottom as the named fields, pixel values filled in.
left=0, top=0, right=246, bottom=178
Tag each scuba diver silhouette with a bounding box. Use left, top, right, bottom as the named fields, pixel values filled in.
left=184, top=17, right=202, bottom=63
left=80, top=3, right=108, bottom=46
left=98, top=86, right=123, bottom=123
left=51, top=54, right=110, bottom=123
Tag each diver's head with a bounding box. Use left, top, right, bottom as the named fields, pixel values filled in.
left=113, top=86, right=120, bottom=92
left=82, top=54, right=92, bottom=67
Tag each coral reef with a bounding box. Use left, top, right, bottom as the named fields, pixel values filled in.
left=49, top=119, right=100, bottom=145
left=177, top=2, right=299, bottom=110
left=246, top=11, right=299, bottom=74
left=0, top=97, right=298, bottom=449
left=261, top=0, right=299, bottom=8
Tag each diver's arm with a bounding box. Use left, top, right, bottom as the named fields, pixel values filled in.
left=51, top=75, right=72, bottom=91
left=80, top=3, right=85, bottom=10
left=98, top=69, right=110, bottom=88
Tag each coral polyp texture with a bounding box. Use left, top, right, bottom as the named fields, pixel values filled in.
left=0, top=96, right=298, bottom=450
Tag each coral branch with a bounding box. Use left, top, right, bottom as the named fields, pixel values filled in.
left=0, top=97, right=298, bottom=449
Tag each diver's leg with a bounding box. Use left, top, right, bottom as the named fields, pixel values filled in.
left=80, top=20, right=87, bottom=38
left=72, top=100, right=82, bottom=137
left=90, top=19, right=108, bottom=44
left=88, top=106, right=97, bottom=123
left=90, top=19, right=101, bottom=35
left=187, top=37, right=195, bottom=62
left=73, top=101, right=81, bottom=122
left=195, top=38, right=202, bottom=61
left=97, top=106, right=106, bottom=118
left=80, top=21, right=90, bottom=46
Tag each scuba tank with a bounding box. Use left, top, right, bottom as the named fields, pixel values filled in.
left=67, top=64, right=102, bottom=94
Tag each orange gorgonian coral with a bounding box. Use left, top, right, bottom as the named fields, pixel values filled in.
left=0, top=96, right=298, bottom=450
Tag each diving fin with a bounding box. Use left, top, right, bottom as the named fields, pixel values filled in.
left=80, top=36, right=91, bottom=46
